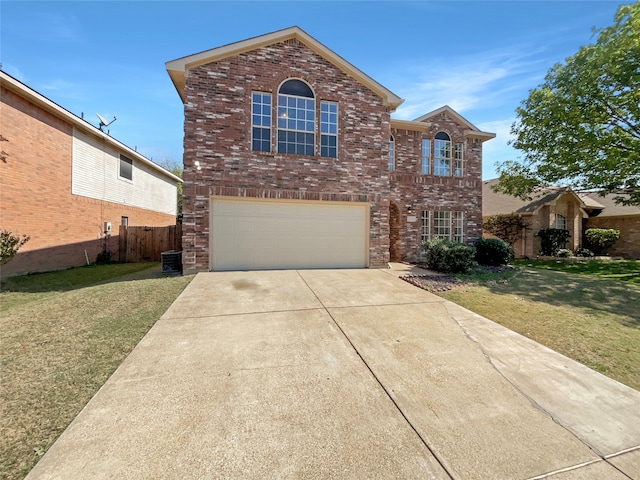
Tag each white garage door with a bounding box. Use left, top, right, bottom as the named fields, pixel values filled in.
left=211, top=197, right=368, bottom=271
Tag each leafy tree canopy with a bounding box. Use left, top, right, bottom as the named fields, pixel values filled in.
left=495, top=2, right=640, bottom=206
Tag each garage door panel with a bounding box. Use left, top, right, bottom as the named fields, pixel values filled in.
left=211, top=198, right=367, bottom=271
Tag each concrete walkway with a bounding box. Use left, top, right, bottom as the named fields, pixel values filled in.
left=26, top=266, right=640, bottom=479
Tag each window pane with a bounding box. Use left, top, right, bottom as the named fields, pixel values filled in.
left=421, top=211, right=430, bottom=242
left=320, top=101, right=338, bottom=158
left=421, top=139, right=430, bottom=174
left=119, top=155, right=133, bottom=180
left=433, top=211, right=451, bottom=240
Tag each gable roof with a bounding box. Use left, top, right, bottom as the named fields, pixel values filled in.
left=414, top=105, right=496, bottom=141
left=1, top=70, right=182, bottom=184
left=482, top=179, right=586, bottom=216
left=579, top=192, right=640, bottom=218
left=165, top=26, right=404, bottom=109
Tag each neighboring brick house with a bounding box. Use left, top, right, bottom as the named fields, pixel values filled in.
left=580, top=193, right=640, bottom=259
left=482, top=179, right=640, bottom=258
left=166, top=26, right=495, bottom=273
left=0, top=71, right=182, bottom=277
left=482, top=179, right=588, bottom=258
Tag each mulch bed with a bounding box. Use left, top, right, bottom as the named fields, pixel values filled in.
left=400, top=274, right=468, bottom=292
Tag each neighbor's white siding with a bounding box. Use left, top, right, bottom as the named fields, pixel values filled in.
left=72, top=128, right=177, bottom=215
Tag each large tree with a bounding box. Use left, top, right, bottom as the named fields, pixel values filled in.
left=495, top=2, right=640, bottom=206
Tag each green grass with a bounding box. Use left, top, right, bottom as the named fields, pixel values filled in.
left=439, top=260, right=640, bottom=391
left=0, top=263, right=194, bottom=480
left=512, top=258, right=640, bottom=283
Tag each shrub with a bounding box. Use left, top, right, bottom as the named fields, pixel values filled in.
left=422, top=238, right=476, bottom=273
left=0, top=230, right=30, bottom=265
left=474, top=238, right=512, bottom=266
left=556, top=249, right=573, bottom=258
left=575, top=247, right=595, bottom=258
left=584, top=228, right=620, bottom=255
left=536, top=228, right=571, bottom=256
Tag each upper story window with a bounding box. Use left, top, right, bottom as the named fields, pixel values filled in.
left=434, top=132, right=451, bottom=176
left=277, top=79, right=315, bottom=156
left=454, top=142, right=463, bottom=177
left=389, top=136, right=395, bottom=171
left=421, top=139, right=430, bottom=174
left=252, top=92, right=272, bottom=152
left=320, top=101, right=338, bottom=158
left=119, top=154, right=133, bottom=181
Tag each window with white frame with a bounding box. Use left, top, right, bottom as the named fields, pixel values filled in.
left=119, top=154, right=133, bottom=181
left=251, top=92, right=272, bottom=152
left=320, top=101, right=337, bottom=158
left=554, top=214, right=567, bottom=230
left=433, top=211, right=451, bottom=239
left=389, top=136, right=395, bottom=171
left=421, top=210, right=430, bottom=242
left=277, top=79, right=315, bottom=156
left=433, top=132, right=451, bottom=176
left=454, top=142, right=463, bottom=177
left=421, top=139, right=430, bottom=174
left=453, top=211, right=464, bottom=243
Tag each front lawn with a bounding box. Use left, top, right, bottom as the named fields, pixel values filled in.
left=438, top=260, right=640, bottom=391
left=0, top=263, right=193, bottom=480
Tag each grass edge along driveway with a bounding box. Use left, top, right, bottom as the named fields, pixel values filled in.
left=0, top=263, right=194, bottom=480
left=440, top=260, right=640, bottom=392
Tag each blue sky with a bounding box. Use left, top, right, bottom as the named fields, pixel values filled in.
left=1, top=0, right=626, bottom=179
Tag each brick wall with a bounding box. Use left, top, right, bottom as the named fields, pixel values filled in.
left=182, top=38, right=392, bottom=272
left=585, top=216, right=640, bottom=259
left=390, top=111, right=483, bottom=261
left=0, top=86, right=176, bottom=277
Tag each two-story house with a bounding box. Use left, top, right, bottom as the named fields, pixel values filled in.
left=0, top=71, right=182, bottom=277
left=166, top=27, right=494, bottom=273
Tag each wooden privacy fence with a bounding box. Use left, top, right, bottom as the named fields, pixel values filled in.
left=119, top=225, right=182, bottom=263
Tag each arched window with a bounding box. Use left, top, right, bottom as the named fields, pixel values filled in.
left=277, top=79, right=315, bottom=155
left=434, top=131, right=451, bottom=176
left=389, top=135, right=395, bottom=171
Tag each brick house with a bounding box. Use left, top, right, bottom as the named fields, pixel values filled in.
left=580, top=193, right=640, bottom=259
left=0, top=71, right=182, bottom=277
left=166, top=26, right=495, bottom=273
left=482, top=179, right=640, bottom=258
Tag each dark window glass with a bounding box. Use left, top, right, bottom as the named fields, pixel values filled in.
left=119, top=155, right=133, bottom=180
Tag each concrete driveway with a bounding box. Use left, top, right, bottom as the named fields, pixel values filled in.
left=27, top=267, right=640, bottom=479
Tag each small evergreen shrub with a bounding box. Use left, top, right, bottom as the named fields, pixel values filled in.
left=556, top=249, right=573, bottom=258
left=536, top=228, right=571, bottom=256
left=0, top=230, right=30, bottom=265
left=474, top=238, right=512, bottom=266
left=575, top=247, right=595, bottom=258
left=584, top=228, right=620, bottom=255
left=422, top=238, right=476, bottom=273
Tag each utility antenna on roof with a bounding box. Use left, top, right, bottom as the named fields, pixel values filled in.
left=96, top=113, right=116, bottom=131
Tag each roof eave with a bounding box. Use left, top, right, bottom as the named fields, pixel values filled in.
left=165, top=26, right=404, bottom=110
left=1, top=71, right=183, bottom=184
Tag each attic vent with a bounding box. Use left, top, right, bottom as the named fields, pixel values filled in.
left=284, top=38, right=302, bottom=46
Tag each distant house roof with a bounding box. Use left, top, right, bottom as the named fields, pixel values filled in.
left=414, top=105, right=496, bottom=141
left=1, top=70, right=182, bottom=184
left=579, top=192, right=640, bottom=218
left=166, top=26, right=404, bottom=110
left=482, top=179, right=586, bottom=216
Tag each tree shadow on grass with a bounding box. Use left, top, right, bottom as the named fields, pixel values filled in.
left=483, top=268, right=640, bottom=329
left=0, top=262, right=181, bottom=294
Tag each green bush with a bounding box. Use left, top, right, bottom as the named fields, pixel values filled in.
left=474, top=238, right=512, bottom=266
left=0, top=230, right=30, bottom=265
left=536, top=228, right=571, bottom=256
left=422, top=238, right=476, bottom=273
left=556, top=248, right=573, bottom=258
left=575, top=247, right=595, bottom=258
left=584, top=228, right=620, bottom=255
